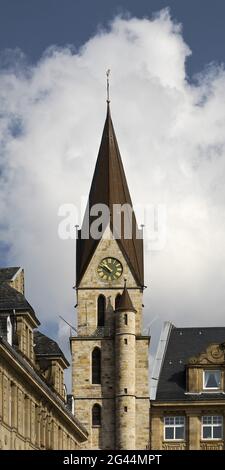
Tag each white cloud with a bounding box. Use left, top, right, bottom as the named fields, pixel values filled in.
left=1, top=10, right=225, bottom=384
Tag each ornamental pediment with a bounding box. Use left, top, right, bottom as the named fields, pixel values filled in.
left=188, top=342, right=225, bottom=365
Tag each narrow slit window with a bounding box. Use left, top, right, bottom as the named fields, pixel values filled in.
left=92, top=404, right=101, bottom=426
left=97, top=295, right=105, bottom=327
left=115, top=294, right=122, bottom=310
left=92, top=348, right=101, bottom=384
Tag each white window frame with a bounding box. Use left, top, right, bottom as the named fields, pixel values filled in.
left=201, top=415, right=223, bottom=440
left=203, top=370, right=221, bottom=390
left=164, top=416, right=185, bottom=441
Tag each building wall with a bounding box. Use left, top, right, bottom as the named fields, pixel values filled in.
left=72, top=337, right=115, bottom=449
left=16, top=315, right=35, bottom=363
left=0, top=344, right=87, bottom=450
left=151, top=406, right=225, bottom=450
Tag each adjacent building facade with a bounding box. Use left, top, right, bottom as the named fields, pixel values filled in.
left=151, top=322, right=225, bottom=450
left=0, top=267, right=88, bottom=449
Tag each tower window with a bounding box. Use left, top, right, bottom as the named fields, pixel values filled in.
left=115, top=293, right=122, bottom=310
left=97, top=295, right=105, bottom=327
left=124, top=388, right=127, bottom=394
left=124, top=338, right=128, bottom=345
left=92, top=347, right=101, bottom=384
left=124, top=314, right=128, bottom=325
left=92, top=404, right=101, bottom=426
left=124, top=406, right=128, bottom=412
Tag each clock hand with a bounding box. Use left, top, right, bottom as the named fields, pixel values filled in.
left=100, top=263, right=112, bottom=273
left=105, top=265, right=113, bottom=273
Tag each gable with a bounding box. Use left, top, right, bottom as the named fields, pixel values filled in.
left=79, top=226, right=138, bottom=289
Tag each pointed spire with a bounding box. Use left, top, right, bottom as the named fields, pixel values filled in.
left=106, top=69, right=110, bottom=104
left=116, top=280, right=136, bottom=313
left=76, top=102, right=144, bottom=287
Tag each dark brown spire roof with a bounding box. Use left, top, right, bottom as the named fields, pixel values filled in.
left=76, top=104, right=144, bottom=287
left=116, top=283, right=136, bottom=313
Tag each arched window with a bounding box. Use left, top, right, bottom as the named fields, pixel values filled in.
left=92, top=404, right=101, bottom=426
left=92, top=348, right=101, bottom=384
left=97, top=295, right=105, bottom=326
left=115, top=293, right=122, bottom=310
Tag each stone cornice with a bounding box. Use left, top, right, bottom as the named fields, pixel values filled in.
left=151, top=400, right=225, bottom=408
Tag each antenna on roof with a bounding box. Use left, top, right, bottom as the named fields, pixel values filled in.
left=59, top=315, right=78, bottom=333
left=106, top=69, right=110, bottom=104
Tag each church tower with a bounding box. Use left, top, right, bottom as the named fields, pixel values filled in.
left=71, top=97, right=150, bottom=450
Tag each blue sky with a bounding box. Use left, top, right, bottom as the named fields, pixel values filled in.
left=0, top=0, right=225, bottom=77
left=1, top=2, right=225, bottom=385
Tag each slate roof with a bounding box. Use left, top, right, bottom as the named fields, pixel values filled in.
left=156, top=326, right=225, bottom=402
left=76, top=103, right=144, bottom=287
left=0, top=267, right=20, bottom=282
left=0, top=281, right=40, bottom=324
left=0, top=266, right=40, bottom=324
left=34, top=331, right=69, bottom=367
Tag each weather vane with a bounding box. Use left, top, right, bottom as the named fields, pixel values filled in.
left=106, top=69, right=110, bottom=103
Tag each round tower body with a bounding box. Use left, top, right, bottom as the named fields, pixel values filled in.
left=115, top=308, right=136, bottom=449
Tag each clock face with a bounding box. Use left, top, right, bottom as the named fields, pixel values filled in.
left=97, top=257, right=123, bottom=281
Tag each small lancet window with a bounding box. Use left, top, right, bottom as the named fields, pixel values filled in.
left=97, top=295, right=105, bottom=326
left=115, top=293, right=121, bottom=310
left=92, top=404, right=101, bottom=426
left=92, top=348, right=101, bottom=384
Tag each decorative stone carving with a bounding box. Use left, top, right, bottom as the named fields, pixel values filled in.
left=189, top=343, right=225, bottom=365
left=162, top=442, right=186, bottom=450
left=200, top=441, right=224, bottom=450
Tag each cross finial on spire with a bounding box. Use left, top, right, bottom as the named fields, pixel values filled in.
left=106, top=69, right=110, bottom=103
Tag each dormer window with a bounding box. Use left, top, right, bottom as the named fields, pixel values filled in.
left=203, top=370, right=221, bottom=390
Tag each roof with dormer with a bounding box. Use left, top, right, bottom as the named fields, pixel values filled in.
left=76, top=104, right=144, bottom=287
left=153, top=324, right=225, bottom=402
left=0, top=266, right=40, bottom=325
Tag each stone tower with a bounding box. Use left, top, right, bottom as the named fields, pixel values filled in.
left=71, top=102, right=150, bottom=450
left=115, top=283, right=137, bottom=449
